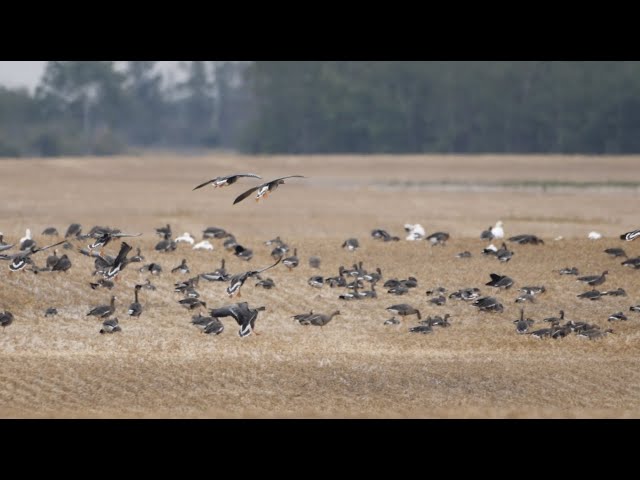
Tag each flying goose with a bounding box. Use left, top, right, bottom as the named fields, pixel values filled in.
left=104, top=242, right=133, bottom=280
left=620, top=228, right=640, bottom=241
left=233, top=175, right=306, bottom=204
left=1, top=239, right=66, bottom=272
left=209, top=302, right=266, bottom=337
left=226, top=257, right=282, bottom=297
left=193, top=173, right=262, bottom=191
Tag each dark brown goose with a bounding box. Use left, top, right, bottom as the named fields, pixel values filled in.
left=233, top=175, right=306, bottom=204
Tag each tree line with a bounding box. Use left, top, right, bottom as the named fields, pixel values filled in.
left=1, top=61, right=639, bottom=157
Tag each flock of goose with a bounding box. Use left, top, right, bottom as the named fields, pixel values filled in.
left=1, top=171, right=640, bottom=340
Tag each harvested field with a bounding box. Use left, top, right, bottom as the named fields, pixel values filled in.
left=1, top=153, right=640, bottom=418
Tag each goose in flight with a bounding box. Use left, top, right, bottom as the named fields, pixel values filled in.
left=226, top=257, right=282, bottom=297
left=0, top=239, right=66, bottom=271
left=233, top=175, right=306, bottom=204
left=193, top=173, right=262, bottom=191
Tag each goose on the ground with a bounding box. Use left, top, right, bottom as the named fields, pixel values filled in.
left=544, top=310, right=565, bottom=323
left=514, top=308, right=534, bottom=334
left=1, top=239, right=66, bottom=272
left=429, top=295, right=446, bottom=306
left=234, top=244, right=254, bottom=261
left=630, top=305, right=640, bottom=312
left=608, top=312, right=628, bottom=322
left=293, top=311, right=315, bottom=325
left=342, top=238, right=359, bottom=251
left=128, top=285, right=143, bottom=317
left=426, top=232, right=450, bottom=246
left=308, top=275, right=324, bottom=288
left=577, top=328, right=614, bottom=339
left=223, top=234, right=238, bottom=251
left=193, top=240, right=214, bottom=251
left=233, top=175, right=306, bottom=205
left=520, top=286, right=546, bottom=296
left=482, top=244, right=498, bottom=256
left=371, top=229, right=400, bottom=242
left=51, top=254, right=72, bottom=273
left=1, top=310, right=14, bottom=331
left=140, top=263, right=162, bottom=275
left=20, top=228, right=35, bottom=251
left=176, top=232, right=195, bottom=244
left=307, top=310, right=341, bottom=328
left=191, top=313, right=215, bottom=327
left=202, top=227, right=227, bottom=239
left=87, top=296, right=116, bottom=319
left=155, top=233, right=177, bottom=252
left=486, top=273, right=514, bottom=289
left=255, top=277, right=276, bottom=289
left=203, top=318, right=225, bottom=335
left=409, top=320, right=433, bottom=334
left=472, top=296, right=504, bottom=312
left=603, top=288, right=626, bottom=297
left=46, top=249, right=59, bottom=270
left=171, top=259, right=190, bottom=274
left=193, top=173, right=262, bottom=191
left=515, top=293, right=536, bottom=303
left=90, top=279, right=114, bottom=290
left=65, top=223, right=82, bottom=238
left=495, top=243, right=513, bottom=262
left=456, top=251, right=472, bottom=258
left=129, top=247, right=144, bottom=263
left=557, top=266, right=579, bottom=275
left=508, top=234, right=544, bottom=245
left=100, top=317, right=121, bottom=334
left=430, top=314, right=451, bottom=327
left=577, top=289, right=603, bottom=300
left=178, top=298, right=207, bottom=310
left=386, top=304, right=421, bottom=320
left=42, top=227, right=58, bottom=236
left=283, top=248, right=299, bottom=270
left=577, top=270, right=608, bottom=287
left=309, top=256, right=321, bottom=268
left=384, top=317, right=400, bottom=325
left=44, top=307, right=58, bottom=317
left=480, top=226, right=494, bottom=240
left=200, top=259, right=229, bottom=282
left=604, top=247, right=627, bottom=258
left=141, top=279, right=156, bottom=291
left=621, top=257, right=640, bottom=269
left=404, top=224, right=425, bottom=241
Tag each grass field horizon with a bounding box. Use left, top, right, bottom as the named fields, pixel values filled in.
left=1, top=153, right=640, bottom=419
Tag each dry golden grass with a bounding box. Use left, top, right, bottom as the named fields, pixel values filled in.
left=1, top=153, right=640, bottom=418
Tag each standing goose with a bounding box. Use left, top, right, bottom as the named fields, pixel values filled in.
left=233, top=175, right=306, bottom=204
left=193, top=173, right=262, bottom=190
left=226, top=257, right=282, bottom=297
left=51, top=254, right=72, bottom=273
left=46, top=249, right=60, bottom=270
left=200, top=259, right=230, bottom=282
left=65, top=223, right=82, bottom=238
left=544, top=310, right=565, bottom=323
left=87, top=296, right=116, bottom=319
left=155, top=232, right=177, bottom=252
left=128, top=284, right=143, bottom=317
left=480, top=226, right=494, bottom=240
left=577, top=271, right=608, bottom=287
left=308, top=310, right=341, bottom=328
left=514, top=308, right=534, bottom=334
left=87, top=228, right=142, bottom=254
left=495, top=243, right=514, bottom=262
left=283, top=248, right=299, bottom=270
left=386, top=304, right=421, bottom=321
left=129, top=247, right=144, bottom=263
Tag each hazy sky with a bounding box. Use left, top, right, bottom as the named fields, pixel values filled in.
left=0, top=61, right=183, bottom=92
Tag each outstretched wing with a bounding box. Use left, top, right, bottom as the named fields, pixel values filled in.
left=269, top=175, right=306, bottom=183
left=112, top=232, right=143, bottom=238
left=233, top=185, right=262, bottom=205
left=233, top=173, right=262, bottom=180
left=192, top=179, right=216, bottom=191
left=254, top=256, right=283, bottom=275
left=35, top=239, right=67, bottom=253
